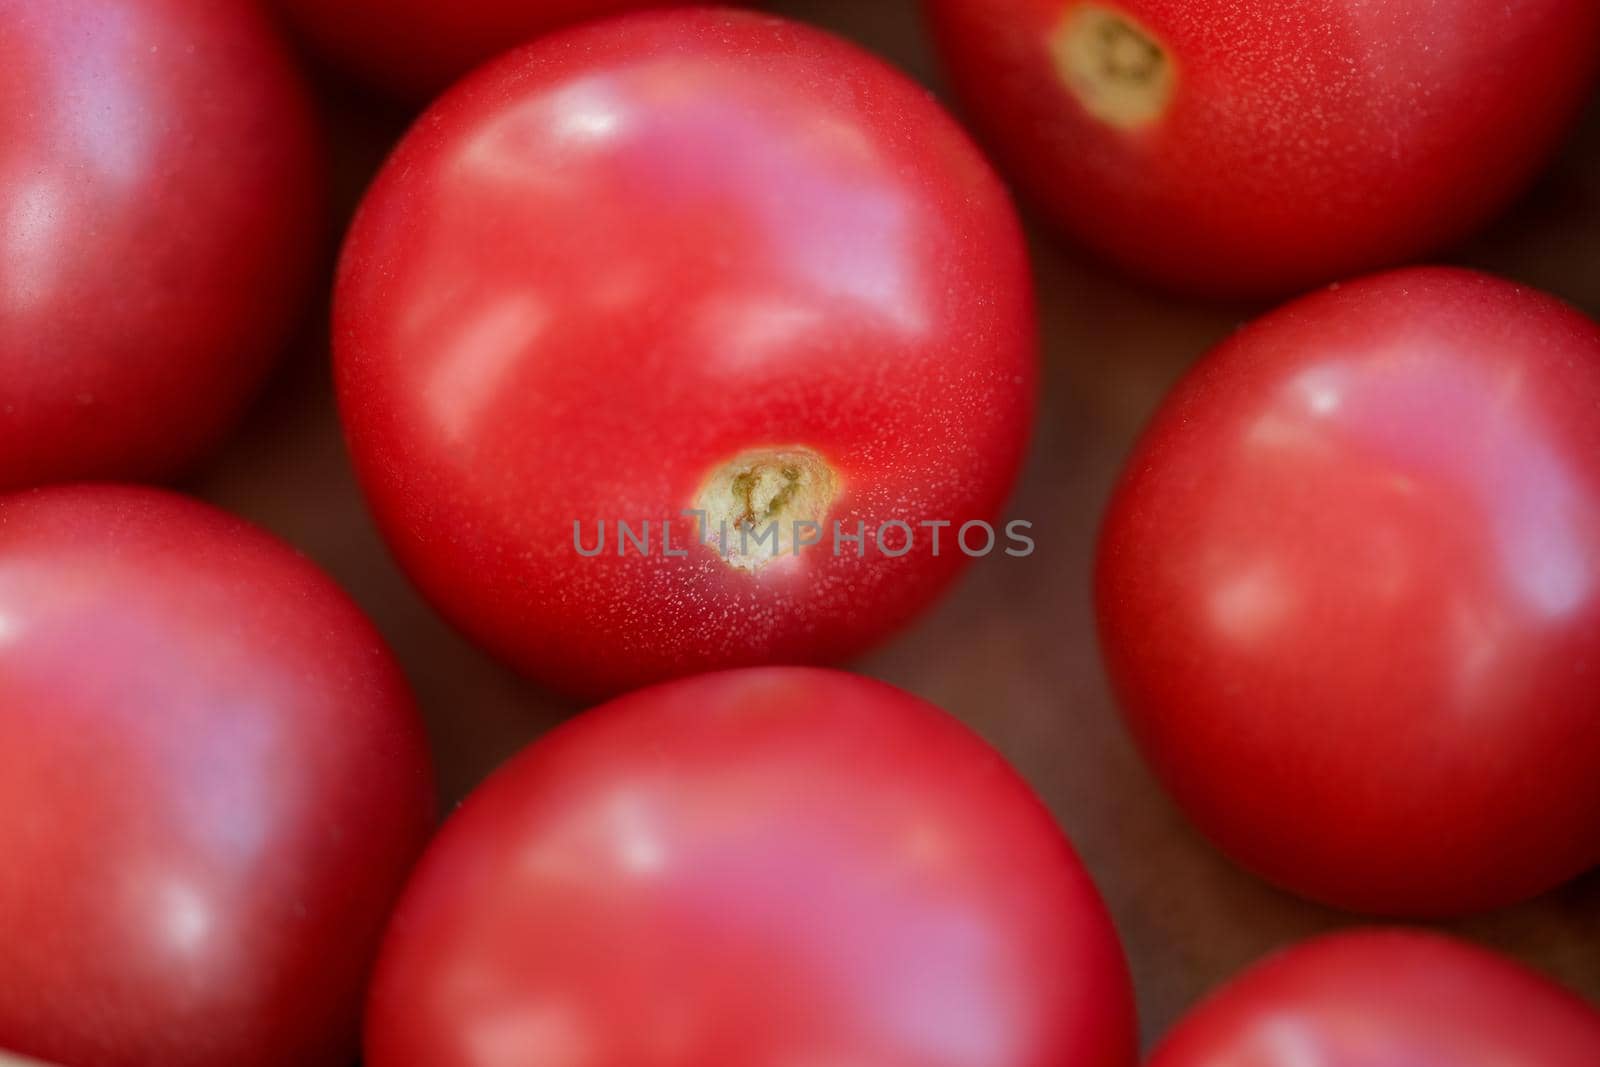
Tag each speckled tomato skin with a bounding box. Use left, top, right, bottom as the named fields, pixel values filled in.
left=366, top=668, right=1137, bottom=1067
left=0, top=485, right=436, bottom=1067
left=1096, top=267, right=1600, bottom=917
left=275, top=0, right=702, bottom=100
left=924, top=0, right=1600, bottom=297
left=335, top=9, right=1037, bottom=700
left=1151, top=930, right=1600, bottom=1067
left=0, top=0, right=324, bottom=491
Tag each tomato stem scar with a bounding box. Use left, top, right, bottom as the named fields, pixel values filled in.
left=1051, top=4, right=1175, bottom=129
left=694, top=448, right=837, bottom=572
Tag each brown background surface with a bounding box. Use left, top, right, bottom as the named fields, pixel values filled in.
left=196, top=0, right=1600, bottom=1048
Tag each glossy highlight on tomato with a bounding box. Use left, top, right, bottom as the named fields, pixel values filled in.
left=1150, top=930, right=1600, bottom=1067
left=0, top=0, right=324, bottom=491
left=365, top=667, right=1136, bottom=1067
left=1097, top=267, right=1600, bottom=916
left=0, top=485, right=436, bottom=1067
left=275, top=0, right=694, bottom=100
left=335, top=8, right=1037, bottom=700
left=924, top=0, right=1600, bottom=297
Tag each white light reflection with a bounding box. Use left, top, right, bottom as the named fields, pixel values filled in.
left=1235, top=1014, right=1333, bottom=1067
left=425, top=295, right=549, bottom=445
left=520, top=786, right=672, bottom=886
left=1291, top=363, right=1346, bottom=418
left=555, top=102, right=621, bottom=142
left=455, top=76, right=629, bottom=186
left=155, top=878, right=214, bottom=959
left=613, top=792, right=668, bottom=877
left=875, top=908, right=1015, bottom=1066
left=1489, top=433, right=1591, bottom=619
left=1208, top=563, right=1295, bottom=646
left=1261, top=354, right=1596, bottom=624
left=465, top=998, right=594, bottom=1067
left=51, top=8, right=152, bottom=185
left=5, top=6, right=157, bottom=315
left=691, top=296, right=824, bottom=369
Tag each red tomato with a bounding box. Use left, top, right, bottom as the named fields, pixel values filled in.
left=1096, top=267, right=1600, bottom=916
left=1150, top=930, right=1600, bottom=1067
left=365, top=667, right=1136, bottom=1067
left=924, top=0, right=1600, bottom=297
left=0, top=0, right=323, bottom=492
left=335, top=9, right=1037, bottom=700
left=0, top=485, right=436, bottom=1067
left=275, top=0, right=691, bottom=99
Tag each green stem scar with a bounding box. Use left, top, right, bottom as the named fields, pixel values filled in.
left=1051, top=5, right=1175, bottom=129
left=694, top=448, right=838, bottom=573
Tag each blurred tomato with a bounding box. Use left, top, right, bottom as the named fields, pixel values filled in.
left=925, top=0, right=1600, bottom=297
left=0, top=0, right=324, bottom=491
left=335, top=9, right=1037, bottom=700
left=0, top=486, right=436, bottom=1067
left=1151, top=930, right=1600, bottom=1067
left=1097, top=267, right=1600, bottom=916
left=276, top=0, right=689, bottom=99
left=365, top=668, right=1136, bottom=1067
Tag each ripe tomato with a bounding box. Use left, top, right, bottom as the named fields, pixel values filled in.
left=1150, top=930, right=1600, bottom=1066
left=365, top=667, right=1136, bottom=1067
left=0, top=0, right=323, bottom=493
left=1096, top=267, right=1600, bottom=916
left=0, top=485, right=436, bottom=1067
left=275, top=0, right=691, bottom=99
left=924, top=0, right=1600, bottom=297
left=335, top=9, right=1037, bottom=700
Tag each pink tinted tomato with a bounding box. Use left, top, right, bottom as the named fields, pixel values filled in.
left=365, top=667, right=1136, bottom=1067
left=0, top=0, right=323, bottom=491
left=924, top=0, right=1600, bottom=297
left=0, top=485, right=436, bottom=1067
left=1151, top=930, right=1600, bottom=1067
left=1097, top=267, right=1600, bottom=916
left=335, top=9, right=1037, bottom=700
left=275, top=0, right=692, bottom=99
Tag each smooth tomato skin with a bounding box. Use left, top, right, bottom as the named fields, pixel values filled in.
left=924, top=0, right=1600, bottom=297
left=1150, top=930, right=1600, bottom=1067
left=365, top=667, right=1136, bottom=1067
left=0, top=486, right=436, bottom=1067
left=0, top=0, right=323, bottom=493
left=336, top=9, right=1037, bottom=700
left=275, top=0, right=691, bottom=99
left=1096, top=267, right=1600, bottom=916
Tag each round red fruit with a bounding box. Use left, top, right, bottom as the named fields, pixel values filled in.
left=1151, top=930, right=1600, bottom=1067
left=335, top=9, right=1037, bottom=700
left=1097, top=267, right=1600, bottom=916
left=924, top=0, right=1600, bottom=297
left=365, top=667, right=1135, bottom=1067
left=0, top=485, right=436, bottom=1067
left=0, top=0, right=324, bottom=491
